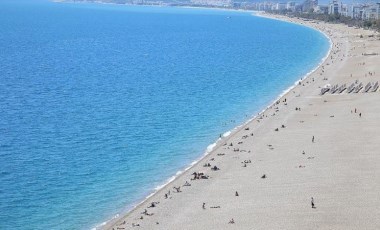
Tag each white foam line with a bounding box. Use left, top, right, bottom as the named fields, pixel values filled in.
left=95, top=133, right=229, bottom=229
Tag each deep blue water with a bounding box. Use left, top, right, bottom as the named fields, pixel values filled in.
left=0, top=1, right=329, bottom=229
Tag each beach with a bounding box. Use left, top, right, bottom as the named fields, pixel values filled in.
left=104, top=13, right=380, bottom=230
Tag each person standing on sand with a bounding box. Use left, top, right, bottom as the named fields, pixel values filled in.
left=312, top=136, right=315, bottom=143
left=311, top=197, right=315, bottom=208
left=202, top=203, right=206, bottom=209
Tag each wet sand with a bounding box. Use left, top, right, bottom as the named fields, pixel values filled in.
left=104, top=13, right=380, bottom=230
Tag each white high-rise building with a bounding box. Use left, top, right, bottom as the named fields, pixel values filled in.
left=276, top=2, right=287, bottom=10
left=347, top=5, right=363, bottom=19
left=362, top=4, right=380, bottom=20
left=328, top=0, right=341, bottom=14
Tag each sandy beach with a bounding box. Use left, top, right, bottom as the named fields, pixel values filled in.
left=104, top=13, right=380, bottom=230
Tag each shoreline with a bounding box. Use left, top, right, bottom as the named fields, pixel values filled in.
left=99, top=11, right=335, bottom=230
left=105, top=11, right=380, bottom=229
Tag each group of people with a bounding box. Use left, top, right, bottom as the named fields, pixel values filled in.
left=191, top=172, right=209, bottom=180
left=124, top=67, right=328, bottom=228
left=242, top=159, right=251, bottom=167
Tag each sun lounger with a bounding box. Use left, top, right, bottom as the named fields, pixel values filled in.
left=372, top=81, right=379, bottom=92
left=320, top=87, right=330, bottom=95
left=364, top=82, right=372, bottom=93
left=347, top=83, right=356, bottom=93
left=354, top=83, right=363, bottom=93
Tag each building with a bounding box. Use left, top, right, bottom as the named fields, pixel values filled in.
left=303, top=0, right=318, bottom=12
left=190, top=0, right=232, bottom=7
left=258, top=2, right=272, bottom=11
left=340, top=4, right=349, bottom=17
left=347, top=5, right=364, bottom=19
left=286, top=1, right=296, bottom=12
left=314, top=5, right=328, bottom=14
left=328, top=0, right=341, bottom=15
left=276, top=2, right=287, bottom=10
left=362, top=4, right=380, bottom=20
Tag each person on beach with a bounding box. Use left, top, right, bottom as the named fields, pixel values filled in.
left=235, top=191, right=239, bottom=196
left=212, top=166, right=220, bottom=171
left=312, top=136, right=315, bottom=143
left=202, top=203, right=206, bottom=209
left=311, top=197, right=315, bottom=208
left=192, top=172, right=197, bottom=180
left=229, top=218, right=235, bottom=224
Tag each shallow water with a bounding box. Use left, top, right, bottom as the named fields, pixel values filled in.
left=0, top=1, right=329, bottom=229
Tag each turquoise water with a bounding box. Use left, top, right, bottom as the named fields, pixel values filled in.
left=0, top=1, right=329, bottom=229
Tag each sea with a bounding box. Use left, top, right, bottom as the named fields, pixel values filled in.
left=0, top=1, right=330, bottom=229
